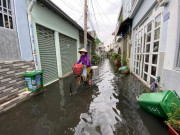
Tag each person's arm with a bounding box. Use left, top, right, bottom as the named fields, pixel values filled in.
left=77, top=56, right=82, bottom=64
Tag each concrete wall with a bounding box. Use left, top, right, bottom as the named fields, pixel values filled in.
left=0, top=60, right=35, bottom=103
left=0, top=0, right=21, bottom=61
left=26, top=0, right=80, bottom=75
left=0, top=28, right=21, bottom=61
left=14, top=0, right=33, bottom=61
left=0, top=0, right=32, bottom=61
left=161, top=0, right=180, bottom=95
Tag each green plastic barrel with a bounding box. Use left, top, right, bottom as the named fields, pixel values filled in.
left=137, top=90, right=180, bottom=118
left=23, top=70, right=43, bottom=92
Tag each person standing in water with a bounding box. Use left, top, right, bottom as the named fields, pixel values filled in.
left=77, top=48, right=92, bottom=85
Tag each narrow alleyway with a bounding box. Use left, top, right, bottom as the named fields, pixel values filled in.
left=0, top=59, right=169, bottom=135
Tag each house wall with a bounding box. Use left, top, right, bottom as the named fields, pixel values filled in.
left=130, top=0, right=180, bottom=95
left=122, top=0, right=131, bottom=21
left=130, top=0, right=158, bottom=73
left=0, top=0, right=21, bottom=61
left=0, top=29, right=21, bottom=61
left=14, top=0, right=33, bottom=61
left=130, top=0, right=156, bottom=71
left=132, top=0, right=156, bottom=28
left=161, top=0, right=180, bottom=95
left=0, top=60, right=35, bottom=103
left=26, top=0, right=80, bottom=77
left=0, top=0, right=36, bottom=102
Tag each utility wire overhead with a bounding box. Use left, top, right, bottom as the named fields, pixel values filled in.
left=60, top=0, right=83, bottom=13
left=92, top=0, right=111, bottom=32
left=79, top=0, right=84, bottom=6
left=87, top=9, right=95, bottom=31
left=90, top=0, right=100, bottom=37
left=93, top=0, right=105, bottom=23
left=105, top=0, right=121, bottom=6
left=75, top=0, right=83, bottom=8
left=77, top=14, right=83, bottom=23
left=95, top=0, right=113, bottom=25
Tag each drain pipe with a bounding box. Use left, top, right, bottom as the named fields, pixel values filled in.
left=27, top=0, right=38, bottom=70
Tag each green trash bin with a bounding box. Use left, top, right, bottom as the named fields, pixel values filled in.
left=137, top=90, right=180, bottom=118
left=23, top=70, right=43, bottom=92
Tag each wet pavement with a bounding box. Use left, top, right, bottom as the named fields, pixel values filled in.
left=0, top=59, right=169, bottom=135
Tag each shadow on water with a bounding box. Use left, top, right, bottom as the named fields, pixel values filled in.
left=0, top=59, right=169, bottom=135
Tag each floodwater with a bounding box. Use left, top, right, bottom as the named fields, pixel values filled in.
left=0, top=59, right=169, bottom=135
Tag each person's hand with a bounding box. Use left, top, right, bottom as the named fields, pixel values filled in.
left=83, top=65, right=87, bottom=68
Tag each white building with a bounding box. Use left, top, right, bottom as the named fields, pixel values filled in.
left=114, top=0, right=132, bottom=66
left=129, top=0, right=180, bottom=95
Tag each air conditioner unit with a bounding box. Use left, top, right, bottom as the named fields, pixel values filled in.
left=157, top=0, right=169, bottom=6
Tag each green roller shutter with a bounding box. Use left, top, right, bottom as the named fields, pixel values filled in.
left=36, top=24, right=58, bottom=85
left=59, top=34, right=77, bottom=75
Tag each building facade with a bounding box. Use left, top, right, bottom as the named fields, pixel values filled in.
left=114, top=0, right=132, bottom=67
left=0, top=0, right=89, bottom=103
left=129, top=0, right=180, bottom=95
left=0, top=0, right=34, bottom=103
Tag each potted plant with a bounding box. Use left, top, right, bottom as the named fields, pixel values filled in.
left=165, top=103, right=180, bottom=135
left=122, top=58, right=127, bottom=66
left=116, top=54, right=121, bottom=66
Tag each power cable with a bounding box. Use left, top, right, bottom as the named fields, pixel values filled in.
left=75, top=0, right=83, bottom=8
left=105, top=0, right=121, bottom=6
left=93, top=0, right=105, bottom=23
left=77, top=14, right=83, bottom=23
left=60, top=0, right=83, bottom=13
left=90, top=0, right=99, bottom=37
left=87, top=9, right=95, bottom=31
left=95, top=0, right=113, bottom=25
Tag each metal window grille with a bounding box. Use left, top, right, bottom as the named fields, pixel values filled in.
left=0, top=0, right=13, bottom=29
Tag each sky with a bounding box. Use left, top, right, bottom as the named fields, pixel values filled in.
left=51, top=0, right=122, bottom=48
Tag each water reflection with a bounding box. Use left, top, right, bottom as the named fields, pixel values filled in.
left=74, top=60, right=121, bottom=135
left=0, top=59, right=169, bottom=135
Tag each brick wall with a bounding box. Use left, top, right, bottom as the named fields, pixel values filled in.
left=0, top=60, right=35, bottom=104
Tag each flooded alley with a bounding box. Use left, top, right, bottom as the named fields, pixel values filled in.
left=0, top=59, right=169, bottom=135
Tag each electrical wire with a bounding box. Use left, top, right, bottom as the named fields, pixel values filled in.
left=90, top=0, right=99, bottom=37
left=79, top=0, right=84, bottom=7
left=77, top=14, right=83, bottom=23
left=75, top=0, right=83, bottom=8
left=87, top=9, right=95, bottom=31
left=95, top=0, right=113, bottom=25
left=105, top=0, right=121, bottom=6
left=93, top=0, right=105, bottom=23
left=60, top=0, right=83, bottom=13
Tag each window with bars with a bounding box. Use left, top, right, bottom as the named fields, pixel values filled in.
left=0, top=0, right=13, bottom=29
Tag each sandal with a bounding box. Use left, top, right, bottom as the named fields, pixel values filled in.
left=88, top=80, right=91, bottom=85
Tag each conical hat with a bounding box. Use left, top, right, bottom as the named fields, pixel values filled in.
left=79, top=48, right=88, bottom=53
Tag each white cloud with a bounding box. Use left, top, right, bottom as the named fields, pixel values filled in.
left=51, top=0, right=122, bottom=47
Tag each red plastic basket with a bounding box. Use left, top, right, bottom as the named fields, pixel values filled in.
left=73, top=64, right=83, bottom=76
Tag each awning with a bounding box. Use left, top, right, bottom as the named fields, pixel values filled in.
left=117, top=18, right=132, bottom=36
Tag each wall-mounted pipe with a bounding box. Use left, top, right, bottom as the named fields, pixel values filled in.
left=27, top=0, right=38, bottom=70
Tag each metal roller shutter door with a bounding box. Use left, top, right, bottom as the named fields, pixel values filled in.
left=59, top=34, right=77, bottom=75
left=36, top=24, right=58, bottom=85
